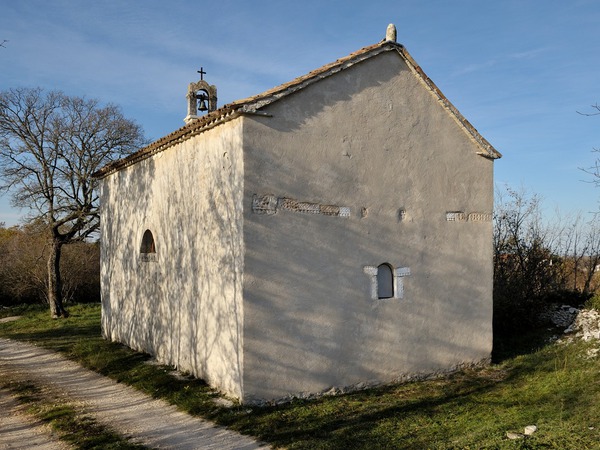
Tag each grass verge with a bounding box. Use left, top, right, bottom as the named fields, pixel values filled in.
left=1, top=303, right=600, bottom=449
left=2, top=379, right=147, bottom=449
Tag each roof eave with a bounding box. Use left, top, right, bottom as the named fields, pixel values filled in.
left=397, top=46, right=502, bottom=160
left=93, top=107, right=243, bottom=179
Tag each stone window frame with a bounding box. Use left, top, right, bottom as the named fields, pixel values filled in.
left=364, top=264, right=410, bottom=300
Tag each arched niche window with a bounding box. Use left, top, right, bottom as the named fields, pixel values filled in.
left=377, top=263, right=394, bottom=299
left=364, top=263, right=410, bottom=300
left=140, top=229, right=156, bottom=260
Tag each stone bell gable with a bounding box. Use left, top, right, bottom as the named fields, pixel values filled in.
left=95, top=25, right=500, bottom=403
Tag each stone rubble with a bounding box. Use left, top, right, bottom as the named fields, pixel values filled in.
left=524, top=425, right=538, bottom=435
left=506, top=425, right=537, bottom=440
left=506, top=431, right=523, bottom=440
left=563, top=308, right=600, bottom=341
left=551, top=306, right=600, bottom=362
left=540, top=304, right=580, bottom=328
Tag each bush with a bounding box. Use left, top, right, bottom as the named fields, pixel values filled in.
left=585, top=293, right=600, bottom=311
left=0, top=224, right=100, bottom=306
left=541, top=289, right=592, bottom=307
left=493, top=187, right=600, bottom=337
left=493, top=188, right=563, bottom=334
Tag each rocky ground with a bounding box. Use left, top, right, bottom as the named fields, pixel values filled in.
left=539, top=304, right=600, bottom=361
left=563, top=308, right=600, bottom=341
left=557, top=307, right=600, bottom=361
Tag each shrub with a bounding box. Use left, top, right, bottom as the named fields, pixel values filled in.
left=585, top=293, right=600, bottom=311
left=0, top=224, right=100, bottom=306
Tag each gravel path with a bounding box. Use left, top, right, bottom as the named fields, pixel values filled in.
left=0, top=387, right=69, bottom=449
left=0, top=337, right=269, bottom=449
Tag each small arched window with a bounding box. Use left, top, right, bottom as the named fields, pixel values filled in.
left=140, top=229, right=156, bottom=254
left=377, top=263, right=394, bottom=299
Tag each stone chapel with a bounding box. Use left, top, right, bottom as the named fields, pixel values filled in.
left=95, top=25, right=501, bottom=403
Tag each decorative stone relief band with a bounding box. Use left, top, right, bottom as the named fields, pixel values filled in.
left=446, top=211, right=492, bottom=222
left=468, top=212, right=493, bottom=222
left=252, top=194, right=350, bottom=218
left=252, top=194, right=278, bottom=215
left=446, top=211, right=466, bottom=222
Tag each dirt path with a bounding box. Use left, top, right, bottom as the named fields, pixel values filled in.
left=0, top=337, right=269, bottom=449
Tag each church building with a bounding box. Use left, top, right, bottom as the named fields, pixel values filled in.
left=95, top=25, right=501, bottom=403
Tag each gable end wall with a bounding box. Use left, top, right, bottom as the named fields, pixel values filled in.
left=241, top=51, right=494, bottom=402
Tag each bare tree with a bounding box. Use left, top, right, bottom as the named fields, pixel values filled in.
left=579, top=104, right=600, bottom=196
left=0, top=88, right=145, bottom=317
left=553, top=212, right=600, bottom=295
left=578, top=103, right=600, bottom=117
left=555, top=213, right=589, bottom=292
left=580, top=220, right=600, bottom=294
left=493, top=187, right=569, bottom=331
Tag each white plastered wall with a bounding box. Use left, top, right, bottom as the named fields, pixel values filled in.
left=241, top=51, right=495, bottom=402
left=100, top=119, right=245, bottom=399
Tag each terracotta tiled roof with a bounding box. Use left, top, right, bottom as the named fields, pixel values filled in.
left=94, top=40, right=500, bottom=179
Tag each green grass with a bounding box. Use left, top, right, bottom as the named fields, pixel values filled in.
left=1, top=303, right=600, bottom=449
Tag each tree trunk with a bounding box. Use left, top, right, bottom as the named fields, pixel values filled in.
left=48, top=238, right=69, bottom=318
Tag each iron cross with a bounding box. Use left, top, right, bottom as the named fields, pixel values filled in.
left=197, top=67, right=206, bottom=80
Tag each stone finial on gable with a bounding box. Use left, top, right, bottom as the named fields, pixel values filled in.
left=385, top=24, right=397, bottom=42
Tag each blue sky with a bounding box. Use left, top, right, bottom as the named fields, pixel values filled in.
left=1, top=0, right=599, bottom=225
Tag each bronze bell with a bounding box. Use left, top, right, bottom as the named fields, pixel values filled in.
left=198, top=98, right=208, bottom=112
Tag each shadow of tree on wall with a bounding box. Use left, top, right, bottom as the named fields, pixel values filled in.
left=242, top=209, right=492, bottom=400
left=100, top=155, right=157, bottom=360
left=101, top=126, right=244, bottom=398
left=240, top=51, right=495, bottom=401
